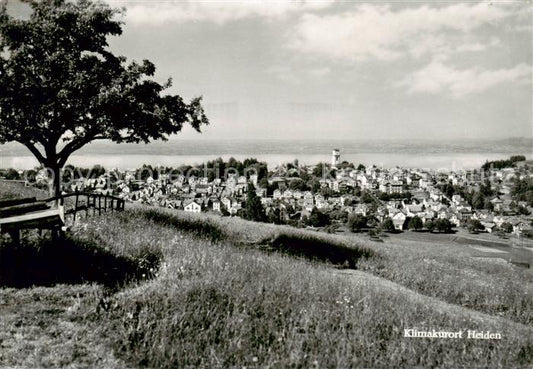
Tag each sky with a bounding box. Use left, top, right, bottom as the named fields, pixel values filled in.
left=7, top=0, right=533, bottom=141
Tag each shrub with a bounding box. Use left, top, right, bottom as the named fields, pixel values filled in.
left=381, top=218, right=395, bottom=233
left=408, top=216, right=423, bottom=231
left=347, top=214, right=367, bottom=232
left=467, top=219, right=485, bottom=233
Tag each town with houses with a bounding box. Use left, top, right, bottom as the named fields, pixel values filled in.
left=7, top=150, right=533, bottom=240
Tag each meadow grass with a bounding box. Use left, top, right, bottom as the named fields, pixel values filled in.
left=132, top=207, right=533, bottom=326
left=72, top=210, right=533, bottom=369
left=0, top=180, right=48, bottom=200
left=1, top=183, right=532, bottom=368
left=0, top=284, right=128, bottom=369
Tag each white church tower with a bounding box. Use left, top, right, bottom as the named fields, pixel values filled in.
left=331, top=149, right=340, bottom=167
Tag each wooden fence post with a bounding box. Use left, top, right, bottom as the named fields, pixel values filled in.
left=73, top=193, right=79, bottom=223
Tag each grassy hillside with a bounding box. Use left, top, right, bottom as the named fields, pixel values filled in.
left=138, top=207, right=533, bottom=326
left=76, top=210, right=532, bottom=368
left=0, top=187, right=532, bottom=368
left=0, top=180, right=48, bottom=200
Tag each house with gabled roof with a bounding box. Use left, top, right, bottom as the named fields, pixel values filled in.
left=391, top=211, right=407, bottom=231
left=184, top=199, right=202, bottom=213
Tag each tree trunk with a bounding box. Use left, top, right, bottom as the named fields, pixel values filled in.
left=49, top=163, right=62, bottom=198
left=48, top=162, right=65, bottom=240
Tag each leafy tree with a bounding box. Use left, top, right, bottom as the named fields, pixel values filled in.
left=482, top=155, right=526, bottom=171
left=320, top=187, right=334, bottom=198
left=242, top=158, right=268, bottom=180
left=288, top=178, right=308, bottom=191
left=220, top=203, right=230, bottom=217
left=523, top=229, right=533, bottom=239
left=366, top=215, right=379, bottom=228
left=343, top=197, right=355, bottom=206
left=361, top=191, right=374, bottom=204
left=245, top=183, right=266, bottom=222
left=337, top=161, right=354, bottom=170
left=425, top=220, right=436, bottom=233
left=2, top=168, right=20, bottom=180
left=500, top=222, right=513, bottom=233
left=258, top=178, right=269, bottom=189
left=0, top=0, right=208, bottom=195
left=329, top=209, right=348, bottom=223
left=440, top=182, right=455, bottom=198
left=267, top=208, right=282, bottom=225
left=510, top=177, right=533, bottom=206
left=436, top=218, right=453, bottom=233
left=467, top=219, right=484, bottom=233
left=348, top=214, right=367, bottom=233
left=227, top=158, right=244, bottom=175
left=309, top=179, right=321, bottom=194
left=483, top=199, right=494, bottom=211
left=288, top=170, right=300, bottom=178
left=408, top=216, right=423, bottom=231
left=299, top=171, right=310, bottom=182
left=381, top=218, right=396, bottom=233
left=480, top=180, right=494, bottom=197
left=325, top=223, right=340, bottom=234
left=307, top=207, right=330, bottom=227
left=313, top=162, right=326, bottom=177
left=471, top=192, right=485, bottom=210
left=378, top=192, right=390, bottom=201
left=136, top=164, right=158, bottom=181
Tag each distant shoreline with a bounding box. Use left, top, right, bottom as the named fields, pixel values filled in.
left=1, top=137, right=531, bottom=171
left=0, top=152, right=529, bottom=171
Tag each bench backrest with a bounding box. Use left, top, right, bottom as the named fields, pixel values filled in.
left=0, top=197, right=37, bottom=208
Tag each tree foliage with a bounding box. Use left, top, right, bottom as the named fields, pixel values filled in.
left=381, top=218, right=395, bottom=233
left=425, top=220, right=436, bottom=232
left=511, top=177, right=533, bottom=206
left=435, top=218, right=453, bottom=233
left=408, top=216, right=423, bottom=231
left=245, top=183, right=266, bottom=222
left=0, top=0, right=208, bottom=195
left=482, top=155, right=525, bottom=171
left=288, top=178, right=308, bottom=191
left=348, top=214, right=367, bottom=233
left=0, top=168, right=21, bottom=180
left=467, top=219, right=484, bottom=233
left=307, top=207, right=330, bottom=228
left=500, top=222, right=513, bottom=233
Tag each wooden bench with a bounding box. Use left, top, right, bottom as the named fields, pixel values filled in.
left=0, top=197, right=65, bottom=244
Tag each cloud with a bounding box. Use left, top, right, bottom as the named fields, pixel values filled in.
left=266, top=65, right=331, bottom=83
left=107, top=0, right=334, bottom=25
left=307, top=67, right=330, bottom=77
left=288, top=2, right=515, bottom=62
left=399, top=61, right=531, bottom=98
left=266, top=65, right=299, bottom=84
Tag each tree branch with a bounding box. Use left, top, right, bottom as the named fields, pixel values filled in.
left=20, top=141, right=46, bottom=164
left=57, top=134, right=106, bottom=167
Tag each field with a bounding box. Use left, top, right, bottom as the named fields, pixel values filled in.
left=0, top=184, right=532, bottom=368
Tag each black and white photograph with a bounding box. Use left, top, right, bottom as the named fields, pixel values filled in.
left=0, top=0, right=532, bottom=368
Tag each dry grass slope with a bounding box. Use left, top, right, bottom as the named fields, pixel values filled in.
left=76, top=209, right=532, bottom=369
left=134, top=206, right=533, bottom=326
left=0, top=184, right=532, bottom=368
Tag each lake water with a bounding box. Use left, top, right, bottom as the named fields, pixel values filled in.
left=0, top=138, right=531, bottom=171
